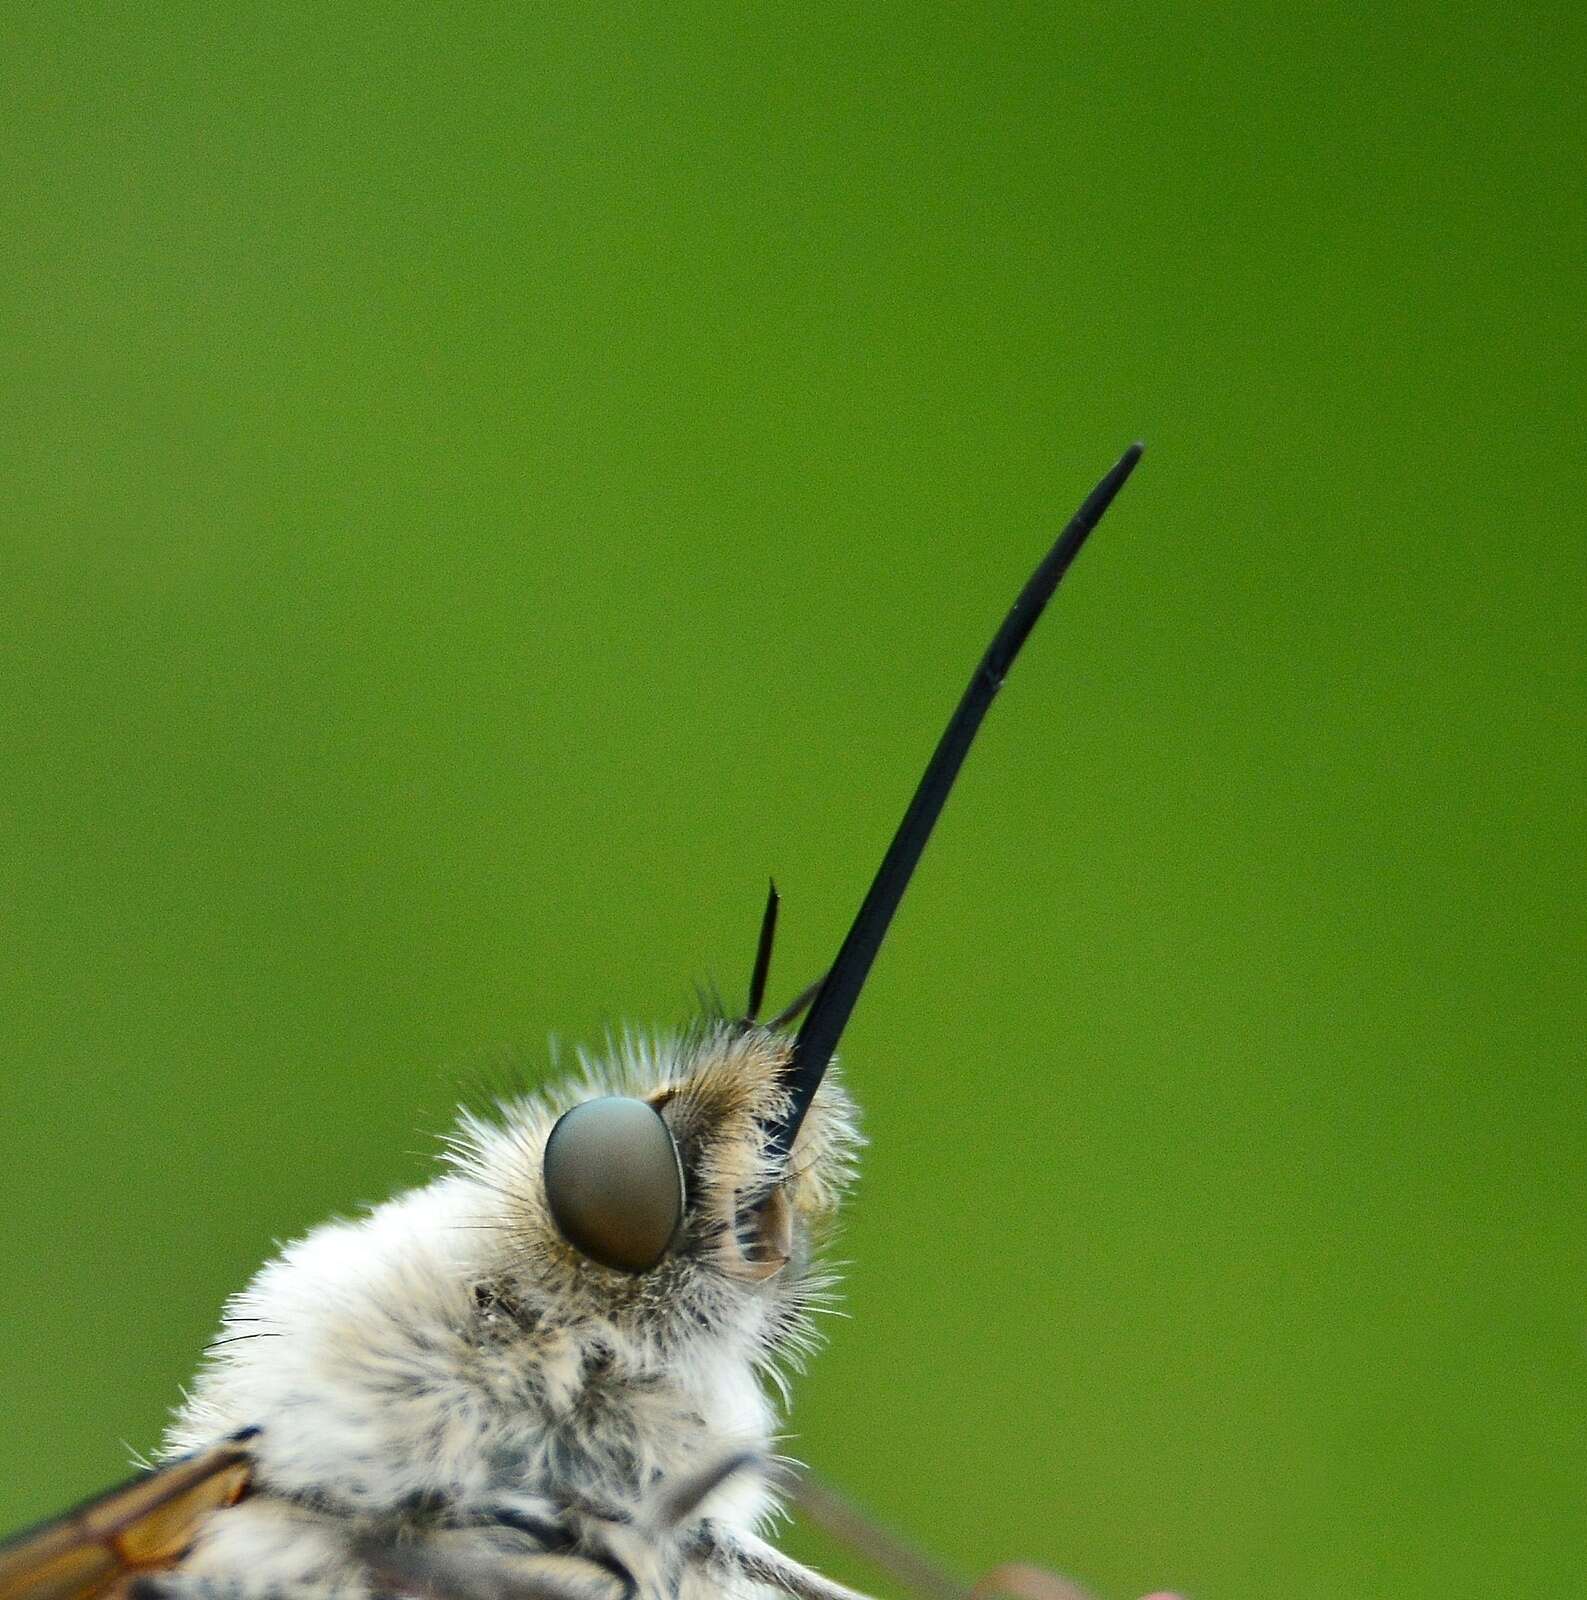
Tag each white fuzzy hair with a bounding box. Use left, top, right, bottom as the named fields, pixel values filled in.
left=155, top=1024, right=863, bottom=1600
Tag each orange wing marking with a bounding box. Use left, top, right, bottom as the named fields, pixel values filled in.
left=0, top=1438, right=255, bottom=1600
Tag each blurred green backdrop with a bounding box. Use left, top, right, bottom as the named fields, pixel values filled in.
left=1, top=6, right=1581, bottom=1598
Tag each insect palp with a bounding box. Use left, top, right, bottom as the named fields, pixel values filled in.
left=767, top=442, right=1146, bottom=1166
left=742, top=879, right=780, bottom=1026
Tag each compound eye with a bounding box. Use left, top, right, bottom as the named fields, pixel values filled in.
left=543, top=1096, right=685, bottom=1272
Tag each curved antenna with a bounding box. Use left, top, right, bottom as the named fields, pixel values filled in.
left=743, top=879, right=780, bottom=1024
left=767, top=443, right=1144, bottom=1164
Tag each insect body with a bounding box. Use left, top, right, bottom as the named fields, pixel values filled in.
left=0, top=446, right=1144, bottom=1600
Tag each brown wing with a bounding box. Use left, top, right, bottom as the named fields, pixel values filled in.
left=0, top=1436, right=255, bottom=1600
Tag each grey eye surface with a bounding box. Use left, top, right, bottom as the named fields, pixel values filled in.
left=542, top=1096, right=684, bottom=1272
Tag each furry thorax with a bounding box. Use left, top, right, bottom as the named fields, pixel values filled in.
left=155, top=1024, right=863, bottom=1600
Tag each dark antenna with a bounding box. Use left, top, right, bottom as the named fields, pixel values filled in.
left=744, top=879, right=780, bottom=1024
left=766, top=443, right=1144, bottom=1164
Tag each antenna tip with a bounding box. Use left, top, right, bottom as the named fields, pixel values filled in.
left=1070, top=441, right=1146, bottom=536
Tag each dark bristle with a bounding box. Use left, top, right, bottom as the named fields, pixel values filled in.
left=744, top=879, right=779, bottom=1024
left=766, top=971, right=826, bottom=1032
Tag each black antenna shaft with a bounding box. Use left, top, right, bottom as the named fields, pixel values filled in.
left=770, top=442, right=1144, bottom=1161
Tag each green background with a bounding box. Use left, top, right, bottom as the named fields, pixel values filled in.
left=1, top=6, right=1581, bottom=1598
